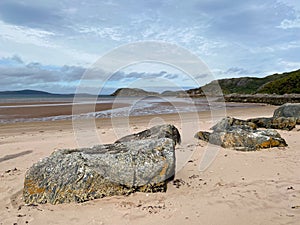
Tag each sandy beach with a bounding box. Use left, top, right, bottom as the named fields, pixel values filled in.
left=0, top=104, right=300, bottom=225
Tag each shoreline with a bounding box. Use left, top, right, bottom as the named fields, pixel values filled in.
left=0, top=103, right=274, bottom=134
left=0, top=99, right=268, bottom=124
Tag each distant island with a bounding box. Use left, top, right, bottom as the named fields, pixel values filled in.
left=0, top=89, right=96, bottom=98
left=111, top=88, right=159, bottom=97
left=0, top=89, right=64, bottom=96
left=110, top=88, right=186, bottom=97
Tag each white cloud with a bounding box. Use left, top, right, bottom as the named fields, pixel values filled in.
left=58, top=47, right=99, bottom=66
left=78, top=26, right=123, bottom=41
left=278, top=15, right=300, bottom=29
left=279, top=0, right=300, bottom=11
left=279, top=59, right=300, bottom=70
left=246, top=41, right=300, bottom=53
left=0, top=20, right=57, bottom=47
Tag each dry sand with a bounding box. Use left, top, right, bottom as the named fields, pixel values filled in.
left=0, top=104, right=300, bottom=225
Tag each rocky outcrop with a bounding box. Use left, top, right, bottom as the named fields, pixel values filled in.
left=23, top=124, right=181, bottom=204
left=195, top=126, right=287, bottom=151
left=195, top=117, right=288, bottom=151
left=273, top=103, right=300, bottom=124
left=111, top=88, right=159, bottom=97
left=161, top=90, right=187, bottom=97
left=222, top=94, right=300, bottom=105
left=115, top=124, right=181, bottom=145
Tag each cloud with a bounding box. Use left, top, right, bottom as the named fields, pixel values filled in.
left=278, top=15, right=300, bottom=29
left=0, top=55, right=24, bottom=66
left=278, top=59, right=300, bottom=71
left=0, top=57, right=86, bottom=92
left=78, top=26, right=123, bottom=41
left=0, top=20, right=56, bottom=47
left=0, top=55, right=191, bottom=93
left=164, top=73, right=179, bottom=79
left=208, top=1, right=291, bottom=40
left=0, top=1, right=63, bottom=29
left=225, top=67, right=250, bottom=75
left=0, top=0, right=299, bottom=93
left=194, top=73, right=210, bottom=79
left=211, top=67, right=265, bottom=79
left=108, top=71, right=180, bottom=82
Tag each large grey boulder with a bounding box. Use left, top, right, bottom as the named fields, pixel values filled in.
left=211, top=116, right=296, bottom=131
left=273, top=103, right=300, bottom=124
left=115, top=124, right=181, bottom=145
left=195, top=126, right=287, bottom=151
left=195, top=117, right=288, bottom=151
left=23, top=137, right=176, bottom=204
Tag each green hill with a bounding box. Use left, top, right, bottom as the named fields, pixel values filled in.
left=187, top=69, right=300, bottom=96
left=257, top=70, right=300, bottom=94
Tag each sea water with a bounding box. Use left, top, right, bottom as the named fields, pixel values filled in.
left=0, top=96, right=254, bottom=124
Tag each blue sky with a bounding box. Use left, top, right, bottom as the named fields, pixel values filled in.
left=0, top=0, right=299, bottom=94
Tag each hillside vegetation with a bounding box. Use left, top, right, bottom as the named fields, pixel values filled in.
left=257, top=70, right=300, bottom=94
left=188, top=69, right=300, bottom=95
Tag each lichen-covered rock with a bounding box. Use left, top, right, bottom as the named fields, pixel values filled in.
left=115, top=124, right=181, bottom=145
left=194, top=131, right=211, bottom=142
left=247, top=117, right=296, bottom=131
left=195, top=127, right=287, bottom=151
left=23, top=138, right=175, bottom=204
left=273, top=103, right=300, bottom=124
left=211, top=116, right=296, bottom=131
left=210, top=117, right=257, bottom=132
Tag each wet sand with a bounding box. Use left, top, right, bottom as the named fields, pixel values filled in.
left=0, top=102, right=129, bottom=120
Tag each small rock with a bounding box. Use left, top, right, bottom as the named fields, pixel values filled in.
left=173, top=179, right=185, bottom=188
left=189, top=175, right=199, bottom=179
left=17, top=214, right=26, bottom=217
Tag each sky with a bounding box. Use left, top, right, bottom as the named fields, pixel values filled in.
left=0, top=0, right=300, bottom=94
